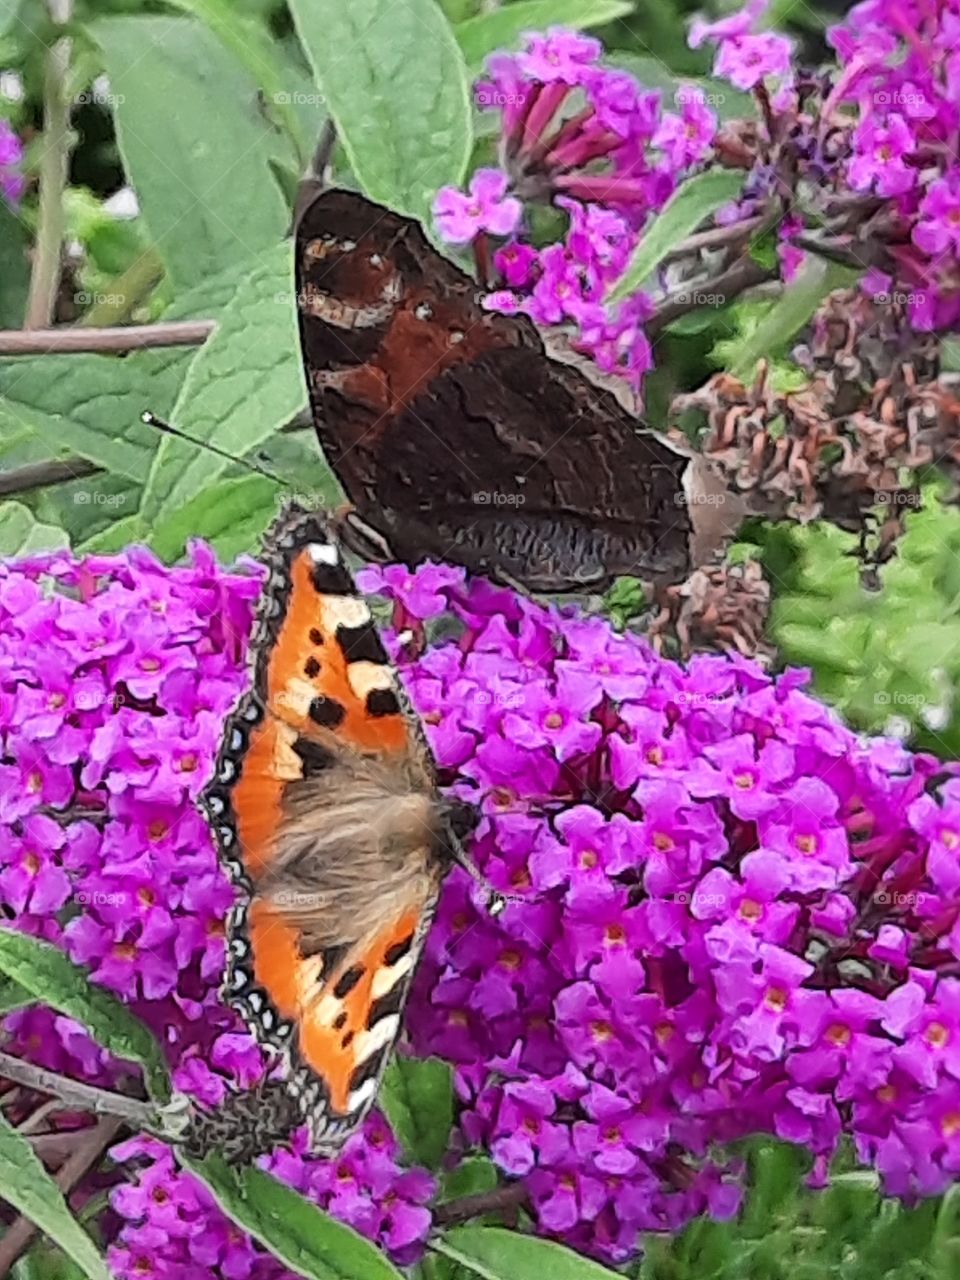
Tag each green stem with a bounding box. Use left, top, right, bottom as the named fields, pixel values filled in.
left=79, top=248, right=165, bottom=327
left=23, top=2, right=74, bottom=329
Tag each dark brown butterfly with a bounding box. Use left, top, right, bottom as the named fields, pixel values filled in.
left=293, top=188, right=736, bottom=593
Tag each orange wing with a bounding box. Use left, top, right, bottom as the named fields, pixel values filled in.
left=238, top=895, right=435, bottom=1149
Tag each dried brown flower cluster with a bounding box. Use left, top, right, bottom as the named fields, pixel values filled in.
left=649, top=559, right=773, bottom=664
left=670, top=290, right=957, bottom=563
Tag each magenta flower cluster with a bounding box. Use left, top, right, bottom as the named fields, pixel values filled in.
left=366, top=564, right=960, bottom=1258
left=432, top=1, right=960, bottom=393
left=0, top=546, right=435, bottom=1277
left=825, top=0, right=960, bottom=329
left=0, top=119, right=24, bottom=205
left=5, top=544, right=960, bottom=1271
left=433, top=25, right=720, bottom=390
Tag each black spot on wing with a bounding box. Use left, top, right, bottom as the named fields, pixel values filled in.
left=333, top=964, right=365, bottom=999
left=309, top=696, right=345, bottom=729
left=304, top=656, right=321, bottom=679
left=307, top=557, right=356, bottom=598
left=348, top=1047, right=387, bottom=1099
left=367, top=981, right=406, bottom=1030
left=292, top=736, right=336, bottom=777
left=309, top=628, right=324, bottom=645
left=366, top=687, right=400, bottom=718
left=334, top=1011, right=348, bottom=1031
left=384, top=935, right=413, bottom=967
left=336, top=623, right=387, bottom=665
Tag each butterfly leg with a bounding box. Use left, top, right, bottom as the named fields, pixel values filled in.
left=332, top=504, right=397, bottom=565
left=438, top=797, right=510, bottom=916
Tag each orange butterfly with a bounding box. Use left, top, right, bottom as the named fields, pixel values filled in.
left=196, top=502, right=483, bottom=1156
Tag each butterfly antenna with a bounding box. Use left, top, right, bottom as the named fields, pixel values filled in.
left=141, top=412, right=289, bottom=488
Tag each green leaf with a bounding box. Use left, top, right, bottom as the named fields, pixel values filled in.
left=380, top=1057, right=453, bottom=1170
left=455, top=0, right=632, bottom=69
left=941, top=337, right=960, bottom=373
left=0, top=929, right=170, bottom=1102
left=186, top=1155, right=405, bottom=1280
left=0, top=975, right=32, bottom=1015
left=0, top=346, right=189, bottom=482
left=442, top=1157, right=499, bottom=1202
left=607, top=170, right=745, bottom=303
left=0, top=1117, right=109, bottom=1280
left=290, top=0, right=472, bottom=223
left=139, top=242, right=305, bottom=541
left=0, top=201, right=30, bottom=328
left=435, top=1228, right=623, bottom=1280
left=162, top=0, right=310, bottom=162
left=92, top=17, right=288, bottom=289
left=77, top=514, right=146, bottom=555
left=729, top=258, right=861, bottom=379
left=0, top=502, right=69, bottom=556
left=149, top=474, right=281, bottom=563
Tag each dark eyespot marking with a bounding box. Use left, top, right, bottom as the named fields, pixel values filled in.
left=366, top=688, right=400, bottom=718
left=385, top=935, right=413, bottom=967
left=341, top=1030, right=355, bottom=1049
left=333, top=965, right=364, bottom=999
left=304, top=656, right=321, bottom=679
left=309, top=628, right=324, bottom=645
left=309, top=696, right=345, bottom=729
left=336, top=623, right=386, bottom=665
left=334, top=1011, right=348, bottom=1031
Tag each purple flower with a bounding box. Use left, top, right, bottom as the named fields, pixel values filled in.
left=714, top=32, right=793, bottom=91
left=847, top=115, right=917, bottom=197
left=913, top=176, right=960, bottom=256
left=434, top=169, right=522, bottom=244
left=516, top=27, right=602, bottom=85
left=688, top=0, right=769, bottom=49
left=7, top=524, right=960, bottom=1269
left=653, top=92, right=717, bottom=168
left=0, top=120, right=24, bottom=205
